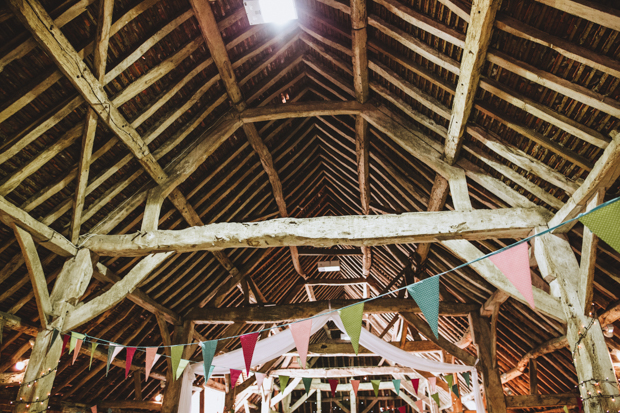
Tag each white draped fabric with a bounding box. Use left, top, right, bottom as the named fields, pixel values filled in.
left=179, top=311, right=484, bottom=413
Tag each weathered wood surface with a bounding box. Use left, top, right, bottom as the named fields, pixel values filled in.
left=284, top=340, right=441, bottom=356
left=81, top=207, right=552, bottom=256
left=98, top=401, right=162, bottom=411
left=505, top=393, right=580, bottom=408
left=242, top=101, right=366, bottom=122
left=298, top=247, right=363, bottom=255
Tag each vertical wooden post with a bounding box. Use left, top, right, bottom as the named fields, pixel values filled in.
left=350, top=390, right=357, bottom=413
left=316, top=387, right=322, bottom=413
left=134, top=372, right=143, bottom=401
left=161, top=321, right=195, bottom=413
left=262, top=377, right=274, bottom=413
left=200, top=387, right=206, bottom=413
left=529, top=358, right=538, bottom=395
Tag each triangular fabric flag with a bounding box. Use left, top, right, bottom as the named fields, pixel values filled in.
left=431, top=393, right=440, bottom=407
left=577, top=397, right=583, bottom=412
left=279, top=375, right=290, bottom=391
left=411, top=378, right=420, bottom=395
left=106, top=345, right=122, bottom=376
left=406, top=276, right=440, bottom=338
left=61, top=334, right=71, bottom=356
left=91, top=406, right=97, bottom=413
left=488, top=242, right=535, bottom=309
left=452, top=384, right=460, bottom=398
left=392, top=379, right=401, bottom=396
left=200, top=341, right=217, bottom=380
left=72, top=338, right=83, bottom=365
left=230, top=369, right=242, bottom=389
left=69, top=332, right=84, bottom=354
left=415, top=400, right=424, bottom=413
left=89, top=342, right=98, bottom=370
left=338, top=303, right=364, bottom=355
left=371, top=380, right=381, bottom=397
left=125, top=347, right=137, bottom=378
left=49, top=329, right=60, bottom=352
left=580, top=201, right=620, bottom=254
left=462, top=372, right=470, bottom=388
left=428, top=377, right=436, bottom=393
left=171, top=345, right=184, bottom=380
left=398, top=406, right=406, bottom=413
left=240, top=333, right=259, bottom=375
left=290, top=319, right=312, bottom=367
left=303, top=377, right=313, bottom=395
left=175, top=359, right=190, bottom=380
left=351, top=379, right=360, bottom=396
left=445, top=374, right=453, bottom=389
left=329, top=379, right=338, bottom=397
left=564, top=407, right=569, bottom=413
left=145, top=348, right=161, bottom=381
left=255, top=372, right=266, bottom=389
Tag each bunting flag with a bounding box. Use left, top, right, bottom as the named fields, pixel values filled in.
left=406, top=276, right=440, bottom=338
left=488, top=242, right=535, bottom=309
left=580, top=200, right=620, bottom=254
left=328, top=379, right=338, bottom=397
left=445, top=374, right=453, bottom=389
left=290, top=319, right=313, bottom=367
left=240, top=332, right=260, bottom=375
left=171, top=345, right=184, bottom=380
left=431, top=393, right=440, bottom=407
left=415, top=400, right=424, bottom=413
left=125, top=347, right=137, bottom=378
left=280, top=375, right=290, bottom=391
left=351, top=379, right=360, bottom=396
left=371, top=380, right=381, bottom=397
left=398, top=406, right=406, bottom=413
left=61, top=334, right=71, bottom=356
left=69, top=332, right=84, bottom=354
left=91, top=406, right=97, bottom=413
left=89, top=342, right=98, bottom=370
left=49, top=329, right=60, bottom=352
left=200, top=340, right=217, bottom=381
left=230, top=369, right=242, bottom=389
left=452, top=384, right=460, bottom=398
left=303, top=377, right=313, bottom=395
left=577, top=397, right=583, bottom=412
left=176, top=359, right=190, bottom=380
left=145, top=348, right=161, bottom=381
left=411, top=378, right=420, bottom=395
left=255, top=372, right=266, bottom=390
left=428, top=377, right=436, bottom=393
left=72, top=334, right=84, bottom=365
left=106, top=345, right=122, bottom=376
left=462, top=372, right=470, bottom=388
left=392, top=379, right=401, bottom=396
left=338, top=303, right=364, bottom=355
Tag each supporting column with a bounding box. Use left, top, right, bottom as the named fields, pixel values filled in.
left=529, top=359, right=538, bottom=395
left=261, top=376, right=274, bottom=413
left=350, top=390, right=357, bottom=413
left=316, top=386, right=322, bottom=413
left=534, top=231, right=620, bottom=413
left=161, top=321, right=195, bottom=413
left=224, top=372, right=236, bottom=413
left=142, top=188, right=164, bottom=231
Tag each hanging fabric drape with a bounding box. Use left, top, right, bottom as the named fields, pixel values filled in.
left=178, top=311, right=483, bottom=413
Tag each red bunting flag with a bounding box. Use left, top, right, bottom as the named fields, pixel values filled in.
left=145, top=348, right=161, bottom=381
left=489, top=242, right=535, bottom=309
left=290, top=319, right=312, bottom=368
left=240, top=332, right=259, bottom=375
left=351, top=379, right=360, bottom=396
left=230, top=369, right=242, bottom=389
left=72, top=338, right=83, bottom=365
left=329, top=379, right=338, bottom=397
left=411, top=378, right=420, bottom=395
left=125, top=347, right=137, bottom=378
left=61, top=334, right=70, bottom=356
left=399, top=406, right=406, bottom=413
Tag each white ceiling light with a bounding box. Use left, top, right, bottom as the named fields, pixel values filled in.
left=318, top=260, right=340, bottom=272
left=244, top=0, right=298, bottom=25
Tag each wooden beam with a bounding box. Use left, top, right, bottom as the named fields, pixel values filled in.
left=98, top=401, right=162, bottom=411
left=305, top=278, right=368, bottom=286
left=241, top=101, right=365, bottom=123
left=445, top=0, right=499, bottom=165
left=350, top=0, right=368, bottom=103
left=500, top=335, right=567, bottom=383
left=285, top=340, right=441, bottom=356
left=505, top=394, right=579, bottom=409
left=355, top=115, right=372, bottom=277
left=272, top=365, right=428, bottom=378
left=529, top=358, right=538, bottom=395
left=188, top=300, right=477, bottom=323
left=82, top=207, right=552, bottom=256
left=532, top=0, right=620, bottom=32
left=578, top=191, right=603, bottom=314
left=298, top=248, right=363, bottom=256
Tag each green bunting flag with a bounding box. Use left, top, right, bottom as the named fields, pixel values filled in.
left=431, top=393, right=440, bottom=407
left=462, top=372, right=470, bottom=388
left=279, top=375, right=290, bottom=390
left=176, top=359, right=190, bottom=380
left=563, top=406, right=569, bottom=413
left=452, top=384, right=460, bottom=398
left=303, top=377, right=313, bottom=395
left=89, top=342, right=98, bottom=370
left=371, top=380, right=381, bottom=397
left=200, top=340, right=217, bottom=381
left=445, top=374, right=453, bottom=389
left=392, top=379, right=400, bottom=396
left=406, top=276, right=440, bottom=338
left=580, top=201, right=620, bottom=254
left=69, top=332, right=84, bottom=354
left=339, top=302, right=364, bottom=355
left=171, top=345, right=184, bottom=380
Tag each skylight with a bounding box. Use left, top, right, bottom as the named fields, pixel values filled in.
left=244, top=0, right=298, bottom=25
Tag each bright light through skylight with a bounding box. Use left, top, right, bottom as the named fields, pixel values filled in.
left=245, top=0, right=298, bottom=25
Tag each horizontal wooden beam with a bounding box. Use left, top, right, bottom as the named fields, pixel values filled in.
left=98, top=401, right=162, bottom=411
left=269, top=366, right=422, bottom=378
left=285, top=340, right=441, bottom=356
left=0, top=311, right=40, bottom=336
left=305, top=278, right=368, bottom=286
left=187, top=299, right=478, bottom=324
left=81, top=207, right=552, bottom=256
left=298, top=247, right=363, bottom=256
left=505, top=393, right=579, bottom=408
left=241, top=101, right=366, bottom=123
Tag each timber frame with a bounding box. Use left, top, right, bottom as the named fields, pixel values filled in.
left=0, top=0, right=620, bottom=412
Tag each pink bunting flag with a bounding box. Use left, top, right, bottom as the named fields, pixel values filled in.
left=255, top=372, right=266, bottom=390
left=240, top=332, right=260, bottom=375
left=415, top=400, right=424, bottom=413
left=489, top=242, right=535, bottom=309
left=145, top=348, right=161, bottom=381
left=230, top=369, right=242, bottom=389
left=61, top=334, right=70, bottom=356
left=125, top=347, right=137, bottom=378
left=399, top=406, right=407, bottom=413
left=289, top=319, right=312, bottom=367
left=411, top=378, right=420, bottom=395
left=351, top=379, right=360, bottom=396
left=428, top=377, right=436, bottom=393
left=72, top=338, right=83, bottom=365
left=91, top=406, right=97, bottom=413
left=328, top=379, right=338, bottom=397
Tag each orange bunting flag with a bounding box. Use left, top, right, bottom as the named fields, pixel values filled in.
left=351, top=379, right=360, bottom=397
